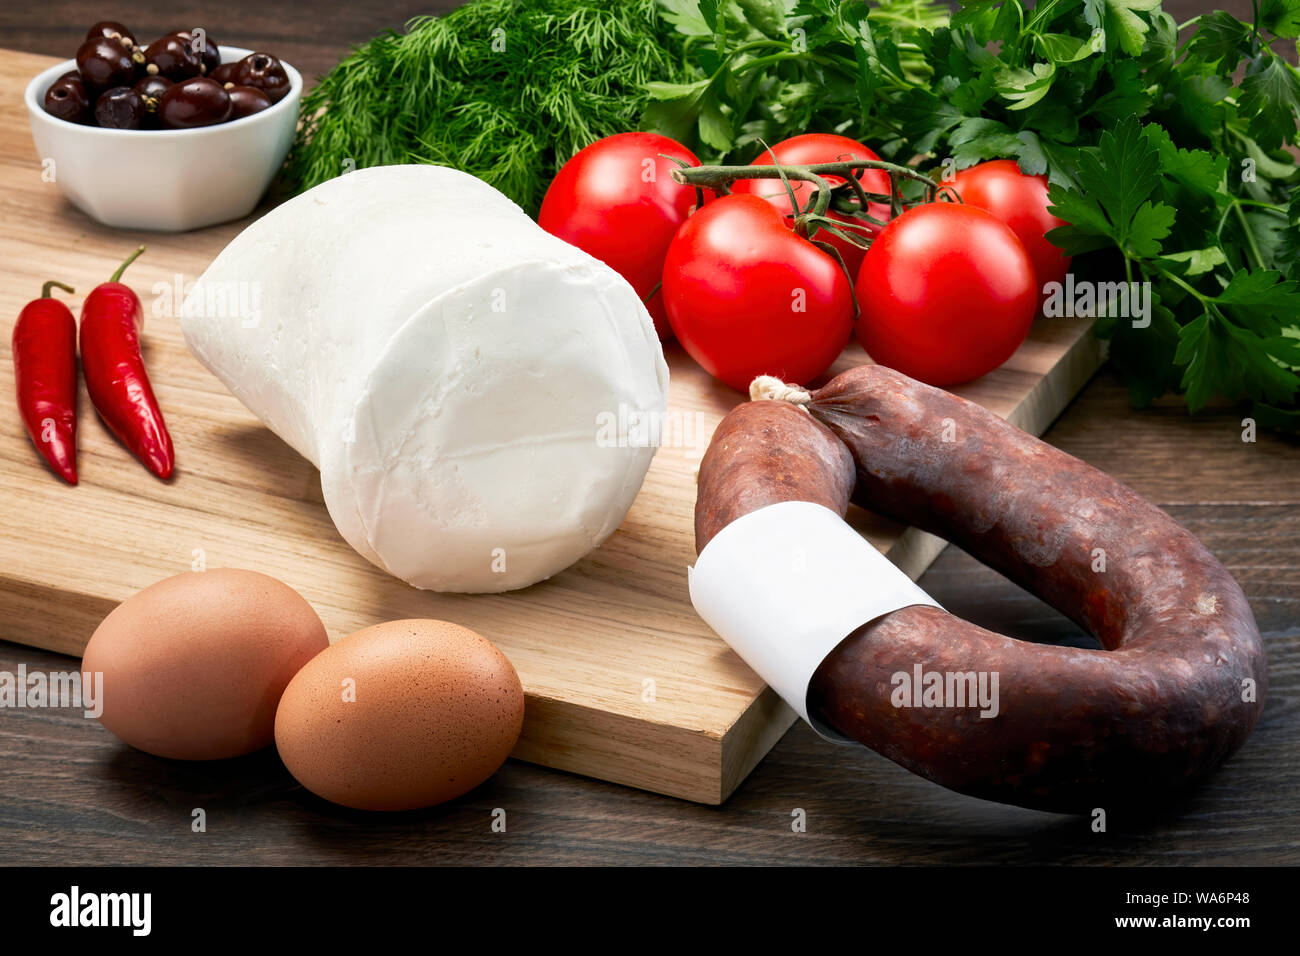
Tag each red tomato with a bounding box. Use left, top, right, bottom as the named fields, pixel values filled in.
left=663, top=194, right=854, bottom=391
left=730, top=133, right=893, bottom=278
left=855, top=203, right=1036, bottom=386
left=538, top=132, right=701, bottom=341
left=949, top=159, right=1071, bottom=297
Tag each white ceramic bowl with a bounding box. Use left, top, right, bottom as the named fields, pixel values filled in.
left=25, top=46, right=301, bottom=232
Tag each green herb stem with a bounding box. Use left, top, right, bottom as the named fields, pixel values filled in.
left=1232, top=201, right=1268, bottom=274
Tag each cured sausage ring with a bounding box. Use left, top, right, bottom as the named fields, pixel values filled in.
left=691, top=364, right=1267, bottom=813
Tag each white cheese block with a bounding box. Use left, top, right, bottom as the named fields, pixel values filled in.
left=182, top=164, right=668, bottom=592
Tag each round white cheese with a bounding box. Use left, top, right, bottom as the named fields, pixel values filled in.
left=182, top=164, right=668, bottom=592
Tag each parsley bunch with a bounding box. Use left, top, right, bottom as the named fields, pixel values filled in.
left=649, top=0, right=1300, bottom=425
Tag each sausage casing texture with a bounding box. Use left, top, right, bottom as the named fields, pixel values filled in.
left=799, top=365, right=1267, bottom=812
left=695, top=400, right=855, bottom=552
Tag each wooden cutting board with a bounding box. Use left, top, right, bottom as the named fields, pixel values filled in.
left=0, top=48, right=1104, bottom=803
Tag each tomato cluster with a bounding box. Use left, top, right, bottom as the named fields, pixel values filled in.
left=539, top=132, right=1070, bottom=390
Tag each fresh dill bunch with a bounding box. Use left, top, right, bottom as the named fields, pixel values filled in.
left=283, top=0, right=689, bottom=215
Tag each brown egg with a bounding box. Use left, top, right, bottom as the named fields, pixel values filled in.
left=82, top=569, right=328, bottom=760
left=274, top=619, right=524, bottom=811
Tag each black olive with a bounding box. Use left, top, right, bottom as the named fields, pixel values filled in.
left=158, top=77, right=233, bottom=129
left=86, top=20, right=137, bottom=50
left=208, top=62, right=239, bottom=85
left=143, top=32, right=202, bottom=81
left=133, top=74, right=173, bottom=103
left=227, top=84, right=272, bottom=119
left=94, top=86, right=146, bottom=130
left=233, top=52, right=289, bottom=103
left=75, top=36, right=139, bottom=93
left=181, top=27, right=222, bottom=75
left=43, top=74, right=92, bottom=124
left=132, top=75, right=173, bottom=126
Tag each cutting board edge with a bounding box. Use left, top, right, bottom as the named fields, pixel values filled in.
left=510, top=691, right=732, bottom=804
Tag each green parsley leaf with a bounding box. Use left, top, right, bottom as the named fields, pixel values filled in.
left=736, top=0, right=793, bottom=38
left=1036, top=32, right=1098, bottom=65
left=1260, top=0, right=1300, bottom=39
left=1014, top=130, right=1049, bottom=175
left=1086, top=59, right=1153, bottom=128
left=1069, top=116, right=1169, bottom=255
left=995, top=62, right=1057, bottom=111
left=950, top=117, right=1023, bottom=165
left=1126, top=200, right=1178, bottom=257
left=1214, top=269, right=1300, bottom=319
left=1155, top=247, right=1229, bottom=276
left=894, top=88, right=965, bottom=153
left=1239, top=56, right=1300, bottom=151
left=1186, top=11, right=1252, bottom=71
left=1085, top=0, right=1162, bottom=58
left=1045, top=184, right=1119, bottom=254
left=1142, top=124, right=1227, bottom=196
left=950, top=0, right=1002, bottom=32
left=660, top=0, right=715, bottom=35
left=1173, top=314, right=1222, bottom=412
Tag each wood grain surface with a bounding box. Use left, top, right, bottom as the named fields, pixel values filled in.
left=0, top=0, right=1296, bottom=866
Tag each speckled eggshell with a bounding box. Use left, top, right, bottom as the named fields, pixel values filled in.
left=81, top=569, right=329, bottom=760
left=273, top=619, right=525, bottom=811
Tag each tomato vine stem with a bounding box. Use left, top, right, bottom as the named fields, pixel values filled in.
left=672, top=160, right=940, bottom=214
left=672, top=160, right=941, bottom=249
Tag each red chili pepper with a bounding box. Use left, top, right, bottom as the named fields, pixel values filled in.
left=80, top=245, right=175, bottom=480
left=12, top=280, right=79, bottom=485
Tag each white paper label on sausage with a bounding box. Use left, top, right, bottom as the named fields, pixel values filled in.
left=688, top=500, right=942, bottom=744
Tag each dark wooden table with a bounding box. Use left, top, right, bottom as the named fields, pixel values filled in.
left=2, top=1, right=1296, bottom=867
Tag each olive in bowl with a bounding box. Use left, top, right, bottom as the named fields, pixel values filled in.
left=94, top=86, right=146, bottom=130
left=43, top=73, right=92, bottom=125
left=227, top=85, right=272, bottom=120
left=158, top=77, right=232, bottom=128
left=209, top=61, right=239, bottom=85
left=132, top=75, right=173, bottom=127
left=232, top=52, right=290, bottom=103
left=86, top=21, right=138, bottom=49
left=75, top=36, right=141, bottom=93
left=142, top=31, right=203, bottom=81
left=184, top=27, right=223, bottom=75
left=25, top=45, right=301, bottom=231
